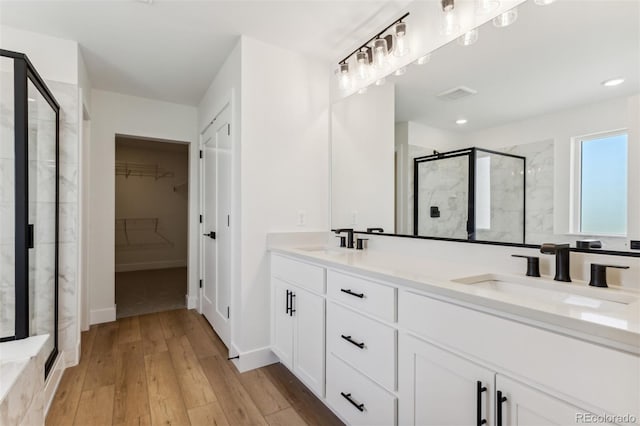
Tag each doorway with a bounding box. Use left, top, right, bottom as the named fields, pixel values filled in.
left=200, top=105, right=232, bottom=348
left=114, top=136, right=189, bottom=318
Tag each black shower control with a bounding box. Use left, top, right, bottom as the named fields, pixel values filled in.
left=430, top=206, right=440, bottom=218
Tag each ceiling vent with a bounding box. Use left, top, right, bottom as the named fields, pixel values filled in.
left=436, top=86, right=477, bottom=101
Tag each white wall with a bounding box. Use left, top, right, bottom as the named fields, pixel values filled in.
left=88, top=90, right=197, bottom=324
left=332, top=84, right=395, bottom=231
left=407, top=121, right=461, bottom=152
left=0, top=26, right=78, bottom=85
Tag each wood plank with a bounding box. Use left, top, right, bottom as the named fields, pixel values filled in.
left=194, top=313, right=229, bottom=358
left=82, top=322, right=119, bottom=390
left=264, top=363, right=343, bottom=426
left=73, top=384, right=115, bottom=426
left=159, top=309, right=186, bottom=339
left=113, top=341, right=150, bottom=425
left=46, top=328, right=97, bottom=426
left=113, top=414, right=151, bottom=426
left=166, top=335, right=217, bottom=409
left=265, top=407, right=308, bottom=426
left=117, top=316, right=141, bottom=344
left=187, top=402, right=230, bottom=426
left=139, top=312, right=168, bottom=355
left=200, top=355, right=268, bottom=426
left=238, top=369, right=291, bottom=416
left=144, top=351, right=191, bottom=426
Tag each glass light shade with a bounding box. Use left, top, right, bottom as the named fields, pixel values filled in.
left=336, top=63, right=351, bottom=91
left=373, top=38, right=389, bottom=69
left=441, top=10, right=460, bottom=35
left=355, top=50, right=371, bottom=80
left=394, top=22, right=409, bottom=57
left=457, top=28, right=479, bottom=46
left=415, top=54, right=431, bottom=65
left=534, top=0, right=555, bottom=4
left=441, top=0, right=454, bottom=12
left=393, top=67, right=407, bottom=77
left=475, top=0, right=499, bottom=14
left=493, top=8, right=518, bottom=27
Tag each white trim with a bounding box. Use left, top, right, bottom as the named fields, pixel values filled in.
left=43, top=351, right=65, bottom=416
left=186, top=294, right=198, bottom=309
left=90, top=306, right=116, bottom=325
left=230, top=345, right=279, bottom=373
left=114, top=259, right=187, bottom=273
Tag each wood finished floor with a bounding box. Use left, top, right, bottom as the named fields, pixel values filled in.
left=46, top=309, right=343, bottom=426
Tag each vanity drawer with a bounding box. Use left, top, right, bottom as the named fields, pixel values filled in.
left=327, top=270, right=396, bottom=322
left=327, top=302, right=396, bottom=391
left=271, top=254, right=325, bottom=294
left=326, top=353, right=397, bottom=426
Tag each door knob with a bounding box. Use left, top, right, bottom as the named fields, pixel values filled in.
left=203, top=231, right=216, bottom=239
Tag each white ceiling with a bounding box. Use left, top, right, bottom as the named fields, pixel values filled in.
left=393, top=0, right=640, bottom=133
left=0, top=0, right=411, bottom=105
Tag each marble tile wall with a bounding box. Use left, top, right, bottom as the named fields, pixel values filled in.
left=416, top=154, right=469, bottom=239
left=405, top=144, right=432, bottom=235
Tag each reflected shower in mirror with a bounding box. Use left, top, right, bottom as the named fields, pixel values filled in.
left=331, top=0, right=639, bottom=252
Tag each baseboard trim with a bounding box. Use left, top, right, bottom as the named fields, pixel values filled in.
left=90, top=306, right=116, bottom=325
left=44, top=351, right=65, bottom=417
left=186, top=294, right=198, bottom=309
left=230, top=345, right=278, bottom=373
left=115, top=260, right=187, bottom=273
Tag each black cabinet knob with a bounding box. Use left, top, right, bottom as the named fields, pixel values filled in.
left=511, top=254, right=540, bottom=277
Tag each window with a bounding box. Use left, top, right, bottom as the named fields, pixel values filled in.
left=578, top=131, right=628, bottom=235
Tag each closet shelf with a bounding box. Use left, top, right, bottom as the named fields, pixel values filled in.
left=115, top=161, right=174, bottom=180
left=115, top=217, right=173, bottom=250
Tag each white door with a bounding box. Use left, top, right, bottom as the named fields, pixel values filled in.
left=398, top=334, right=495, bottom=426
left=292, top=287, right=325, bottom=396
left=201, top=106, right=232, bottom=348
left=271, top=278, right=294, bottom=368
left=496, top=375, right=614, bottom=426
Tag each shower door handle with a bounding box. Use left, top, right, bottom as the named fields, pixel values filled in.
left=27, top=224, right=34, bottom=249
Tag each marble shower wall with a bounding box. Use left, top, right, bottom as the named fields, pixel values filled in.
left=416, top=154, right=469, bottom=239
left=0, top=63, right=79, bottom=364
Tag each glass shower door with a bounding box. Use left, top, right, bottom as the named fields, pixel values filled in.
left=27, top=77, right=57, bottom=361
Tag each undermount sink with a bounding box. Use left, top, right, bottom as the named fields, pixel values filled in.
left=452, top=273, right=638, bottom=313
left=296, top=246, right=346, bottom=256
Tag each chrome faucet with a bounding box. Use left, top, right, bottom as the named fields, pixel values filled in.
left=540, top=243, right=571, bottom=282
left=334, top=228, right=355, bottom=249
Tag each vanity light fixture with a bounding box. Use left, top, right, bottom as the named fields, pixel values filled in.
left=415, top=54, right=431, bottom=65
left=534, top=0, right=556, bottom=5
left=441, top=0, right=460, bottom=35
left=476, top=0, right=500, bottom=14
left=456, top=118, right=468, bottom=125
left=602, top=77, right=625, bottom=87
left=458, top=28, right=479, bottom=46
left=493, top=7, right=518, bottom=27
left=335, top=12, right=409, bottom=92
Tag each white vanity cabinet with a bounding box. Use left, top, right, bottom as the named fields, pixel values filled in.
left=270, top=254, right=326, bottom=396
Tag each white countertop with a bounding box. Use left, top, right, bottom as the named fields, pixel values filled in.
left=270, top=246, right=640, bottom=355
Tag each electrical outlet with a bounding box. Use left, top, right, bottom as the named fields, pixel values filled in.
left=297, top=210, right=306, bottom=226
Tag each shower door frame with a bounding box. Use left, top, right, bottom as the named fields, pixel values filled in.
left=0, top=49, right=60, bottom=378
left=413, top=147, right=526, bottom=243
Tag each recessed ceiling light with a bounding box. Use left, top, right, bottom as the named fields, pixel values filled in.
left=602, top=78, right=625, bottom=87
left=456, top=119, right=468, bottom=125
left=415, top=54, right=431, bottom=65
left=534, top=0, right=556, bottom=5
left=493, top=8, right=518, bottom=28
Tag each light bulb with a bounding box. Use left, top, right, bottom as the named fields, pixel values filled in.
left=393, top=67, right=407, bottom=77
left=475, top=0, right=499, bottom=14
left=493, top=8, right=518, bottom=27
left=534, top=0, right=555, bottom=4
left=375, top=78, right=386, bottom=86
left=457, top=28, right=479, bottom=46
left=394, top=22, right=409, bottom=57
left=355, top=50, right=371, bottom=80
left=415, top=54, right=431, bottom=65
left=373, top=38, right=389, bottom=70
left=441, top=10, right=460, bottom=36
left=336, top=63, right=351, bottom=92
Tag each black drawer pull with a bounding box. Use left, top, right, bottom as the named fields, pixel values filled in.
left=497, top=390, right=507, bottom=426
left=341, top=334, right=365, bottom=349
left=476, top=381, right=487, bottom=426
left=290, top=292, right=296, bottom=316
left=285, top=290, right=291, bottom=315
left=341, top=288, right=364, bottom=298
left=340, top=392, right=365, bottom=412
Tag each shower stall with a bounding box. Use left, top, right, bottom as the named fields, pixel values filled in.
left=0, top=49, right=60, bottom=377
left=413, top=147, right=526, bottom=244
